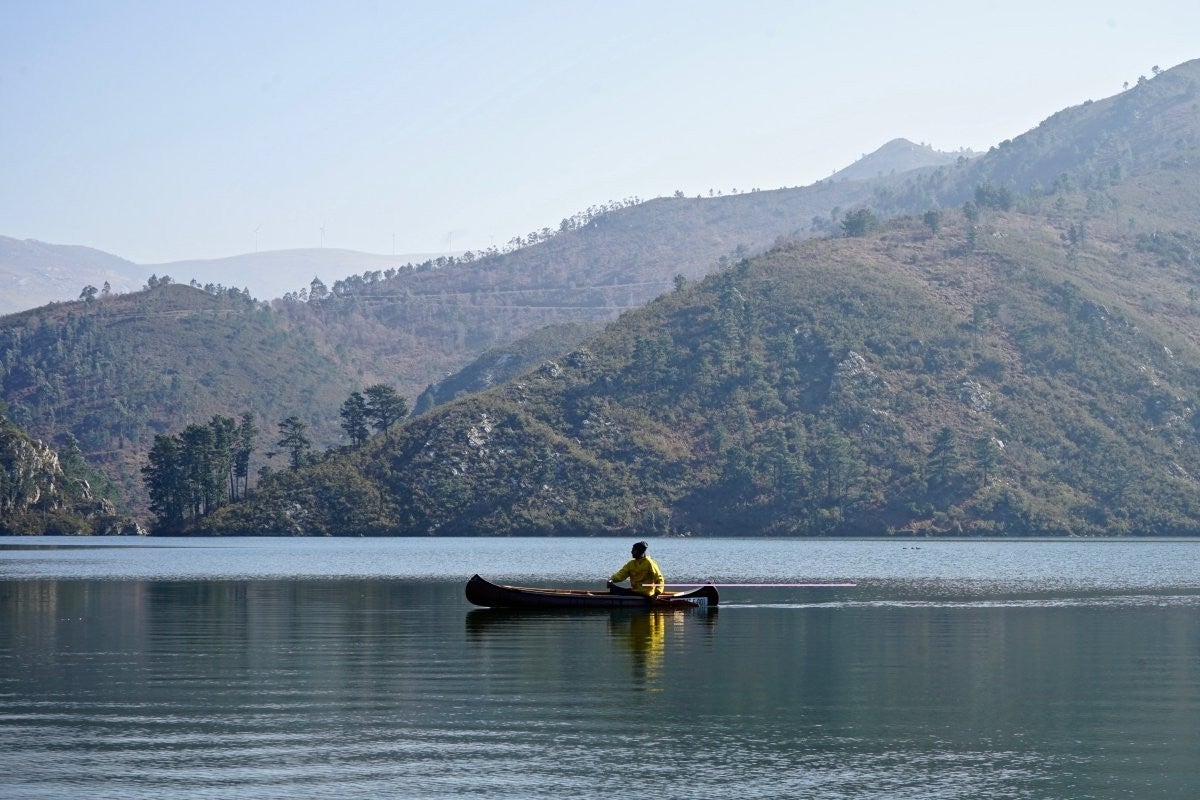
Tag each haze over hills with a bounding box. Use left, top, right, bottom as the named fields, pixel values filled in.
left=142, top=248, right=452, bottom=302
left=827, top=138, right=973, bottom=182
left=0, top=137, right=965, bottom=318
left=411, top=322, right=606, bottom=415
left=0, top=156, right=887, bottom=514
left=4, top=58, right=1200, bottom=531
left=0, top=237, right=145, bottom=315
left=0, top=238, right=454, bottom=315
left=3, top=136, right=960, bottom=317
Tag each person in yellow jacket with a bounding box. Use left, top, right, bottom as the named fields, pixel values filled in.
left=607, top=541, right=664, bottom=597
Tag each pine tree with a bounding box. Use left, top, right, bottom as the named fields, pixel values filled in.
left=180, top=423, right=222, bottom=517
left=923, top=209, right=942, bottom=236
left=208, top=415, right=237, bottom=506
left=277, top=416, right=312, bottom=469
left=927, top=427, right=963, bottom=498
left=974, top=435, right=1000, bottom=486
left=143, top=434, right=186, bottom=529
left=841, top=208, right=879, bottom=237
left=364, top=384, right=409, bottom=436
left=340, top=391, right=370, bottom=446
left=234, top=412, right=258, bottom=500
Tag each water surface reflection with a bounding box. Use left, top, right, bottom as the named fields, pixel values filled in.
left=3, top=541, right=1200, bottom=798
left=466, top=607, right=719, bottom=692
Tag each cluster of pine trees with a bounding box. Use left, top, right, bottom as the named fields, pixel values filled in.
left=141, top=384, right=409, bottom=532
left=338, top=384, right=409, bottom=446
left=141, top=414, right=258, bottom=530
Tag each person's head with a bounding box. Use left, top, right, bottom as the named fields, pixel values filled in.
left=631, top=541, right=649, bottom=558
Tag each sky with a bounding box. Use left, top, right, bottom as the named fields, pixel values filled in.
left=2, top=0, right=1199, bottom=265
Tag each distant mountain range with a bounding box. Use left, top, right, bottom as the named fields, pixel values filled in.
left=0, top=239, right=451, bottom=315
left=827, top=138, right=973, bottom=182
left=2, top=137, right=955, bottom=317
left=140, top=248, right=451, bottom=301
left=0, top=238, right=145, bottom=316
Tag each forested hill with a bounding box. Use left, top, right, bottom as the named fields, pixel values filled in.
left=277, top=60, right=1200, bottom=409
left=0, top=137, right=934, bottom=519
left=266, top=174, right=894, bottom=401
left=0, top=283, right=360, bottom=509
left=201, top=59, right=1200, bottom=537
left=412, top=322, right=604, bottom=415
left=873, top=59, right=1200, bottom=218
left=6, top=58, right=1199, bottom=530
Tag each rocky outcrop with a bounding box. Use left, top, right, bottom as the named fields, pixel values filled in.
left=0, top=423, right=61, bottom=514
left=0, top=415, right=142, bottom=535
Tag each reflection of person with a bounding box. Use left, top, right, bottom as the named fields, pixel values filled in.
left=611, top=610, right=667, bottom=688
left=628, top=610, right=666, bottom=655
left=607, top=541, right=664, bottom=597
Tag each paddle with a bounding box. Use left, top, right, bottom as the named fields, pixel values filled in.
left=659, top=583, right=857, bottom=588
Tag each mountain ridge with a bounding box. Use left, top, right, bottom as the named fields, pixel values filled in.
left=4, top=58, right=1200, bottom=530
left=143, top=247, right=452, bottom=302
left=828, top=138, right=973, bottom=182
left=205, top=193, right=1200, bottom=536
left=0, top=237, right=145, bottom=316
left=0, top=237, right=458, bottom=315
left=1, top=135, right=953, bottom=316
left=192, top=59, right=1200, bottom=537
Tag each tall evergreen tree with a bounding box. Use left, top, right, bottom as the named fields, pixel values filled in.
left=973, top=435, right=1000, bottom=487
left=927, top=427, right=963, bottom=496
left=143, top=434, right=185, bottom=529
left=340, top=391, right=370, bottom=446
left=142, top=414, right=252, bottom=530
left=233, top=412, right=258, bottom=500
left=810, top=420, right=862, bottom=508
left=923, top=209, right=942, bottom=236
left=180, top=423, right=222, bottom=517
left=277, top=416, right=312, bottom=469
left=208, top=415, right=237, bottom=505
left=363, top=384, right=408, bottom=435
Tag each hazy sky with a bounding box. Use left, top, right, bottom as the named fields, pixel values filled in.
left=2, top=1, right=1198, bottom=264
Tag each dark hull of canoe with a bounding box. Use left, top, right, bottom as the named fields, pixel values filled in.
left=465, top=574, right=718, bottom=609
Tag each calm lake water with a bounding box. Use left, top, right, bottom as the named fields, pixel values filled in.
left=2, top=537, right=1199, bottom=799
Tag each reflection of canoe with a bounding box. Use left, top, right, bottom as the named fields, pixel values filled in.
left=465, top=574, right=719, bottom=609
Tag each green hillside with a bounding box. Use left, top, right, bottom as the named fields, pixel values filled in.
left=0, top=283, right=358, bottom=509
left=291, top=60, right=1200, bottom=413
left=191, top=59, right=1200, bottom=537
left=412, top=321, right=603, bottom=414
left=876, top=59, right=1200, bottom=221
left=0, top=143, right=922, bottom=519
left=202, top=174, right=1200, bottom=536
left=267, top=175, right=892, bottom=400
left=6, top=59, right=1200, bottom=530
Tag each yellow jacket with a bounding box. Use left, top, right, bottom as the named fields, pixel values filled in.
left=610, top=555, right=665, bottom=596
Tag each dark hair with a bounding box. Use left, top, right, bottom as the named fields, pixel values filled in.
left=632, top=541, right=649, bottom=554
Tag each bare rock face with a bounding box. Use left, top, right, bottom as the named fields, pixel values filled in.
left=0, top=422, right=63, bottom=513
left=0, top=415, right=143, bottom=535
left=831, top=351, right=890, bottom=400
left=959, top=380, right=992, bottom=412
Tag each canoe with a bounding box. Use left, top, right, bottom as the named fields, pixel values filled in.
left=465, top=574, right=719, bottom=609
